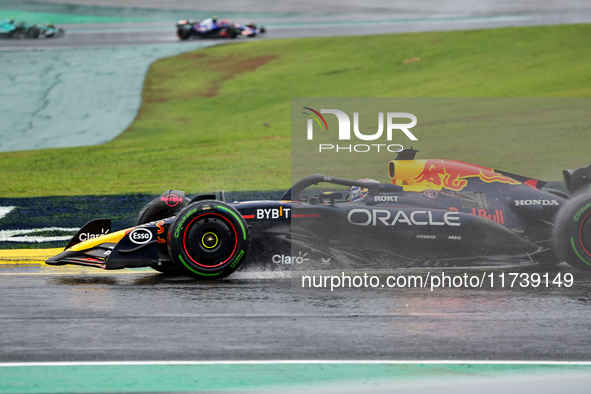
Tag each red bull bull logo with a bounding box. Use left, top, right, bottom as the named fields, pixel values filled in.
left=390, top=159, right=520, bottom=191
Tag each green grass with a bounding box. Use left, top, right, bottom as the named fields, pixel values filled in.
left=1, top=24, right=591, bottom=197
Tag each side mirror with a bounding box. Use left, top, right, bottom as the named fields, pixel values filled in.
left=564, top=164, right=591, bottom=195
left=319, top=192, right=343, bottom=206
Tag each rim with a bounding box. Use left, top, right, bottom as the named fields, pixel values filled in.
left=579, top=211, right=591, bottom=257
left=182, top=213, right=238, bottom=268
left=201, top=232, right=219, bottom=249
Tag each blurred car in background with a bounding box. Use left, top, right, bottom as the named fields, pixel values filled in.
left=176, top=17, right=266, bottom=40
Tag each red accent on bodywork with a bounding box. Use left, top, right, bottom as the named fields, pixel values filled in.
left=79, top=257, right=100, bottom=262
left=414, top=159, right=520, bottom=191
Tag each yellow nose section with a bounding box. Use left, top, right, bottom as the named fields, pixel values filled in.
left=68, top=228, right=129, bottom=252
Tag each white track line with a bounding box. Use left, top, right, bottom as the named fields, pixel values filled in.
left=0, top=207, right=15, bottom=220
left=1, top=360, right=591, bottom=367
left=0, top=227, right=78, bottom=242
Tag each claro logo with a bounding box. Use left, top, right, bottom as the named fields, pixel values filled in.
left=303, top=107, right=417, bottom=153
left=79, top=228, right=109, bottom=241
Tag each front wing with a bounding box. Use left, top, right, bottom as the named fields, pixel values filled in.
left=46, top=220, right=159, bottom=269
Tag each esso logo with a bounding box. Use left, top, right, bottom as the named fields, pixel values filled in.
left=129, top=228, right=153, bottom=245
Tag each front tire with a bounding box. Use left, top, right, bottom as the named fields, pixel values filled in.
left=177, top=28, right=191, bottom=40
left=553, top=194, right=591, bottom=271
left=26, top=26, right=39, bottom=38
left=168, top=201, right=249, bottom=279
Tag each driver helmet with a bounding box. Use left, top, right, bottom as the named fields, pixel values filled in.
left=349, top=178, right=379, bottom=201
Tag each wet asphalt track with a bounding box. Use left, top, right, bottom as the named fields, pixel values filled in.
left=2, top=264, right=591, bottom=362
left=2, top=0, right=591, bottom=366
left=2, top=15, right=591, bottom=50
left=2, top=0, right=591, bottom=49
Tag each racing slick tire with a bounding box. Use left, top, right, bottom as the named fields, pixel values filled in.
left=553, top=193, right=591, bottom=271
left=8, top=27, right=23, bottom=38
left=168, top=201, right=249, bottom=279
left=26, top=26, right=39, bottom=38
left=223, top=27, right=237, bottom=39
left=177, top=28, right=191, bottom=40
left=135, top=195, right=191, bottom=274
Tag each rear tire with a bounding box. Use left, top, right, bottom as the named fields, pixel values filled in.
left=168, top=201, right=249, bottom=279
left=224, top=27, right=237, bottom=38
left=553, top=194, right=591, bottom=271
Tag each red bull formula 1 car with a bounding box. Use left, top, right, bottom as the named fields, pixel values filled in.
left=46, top=149, right=591, bottom=279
